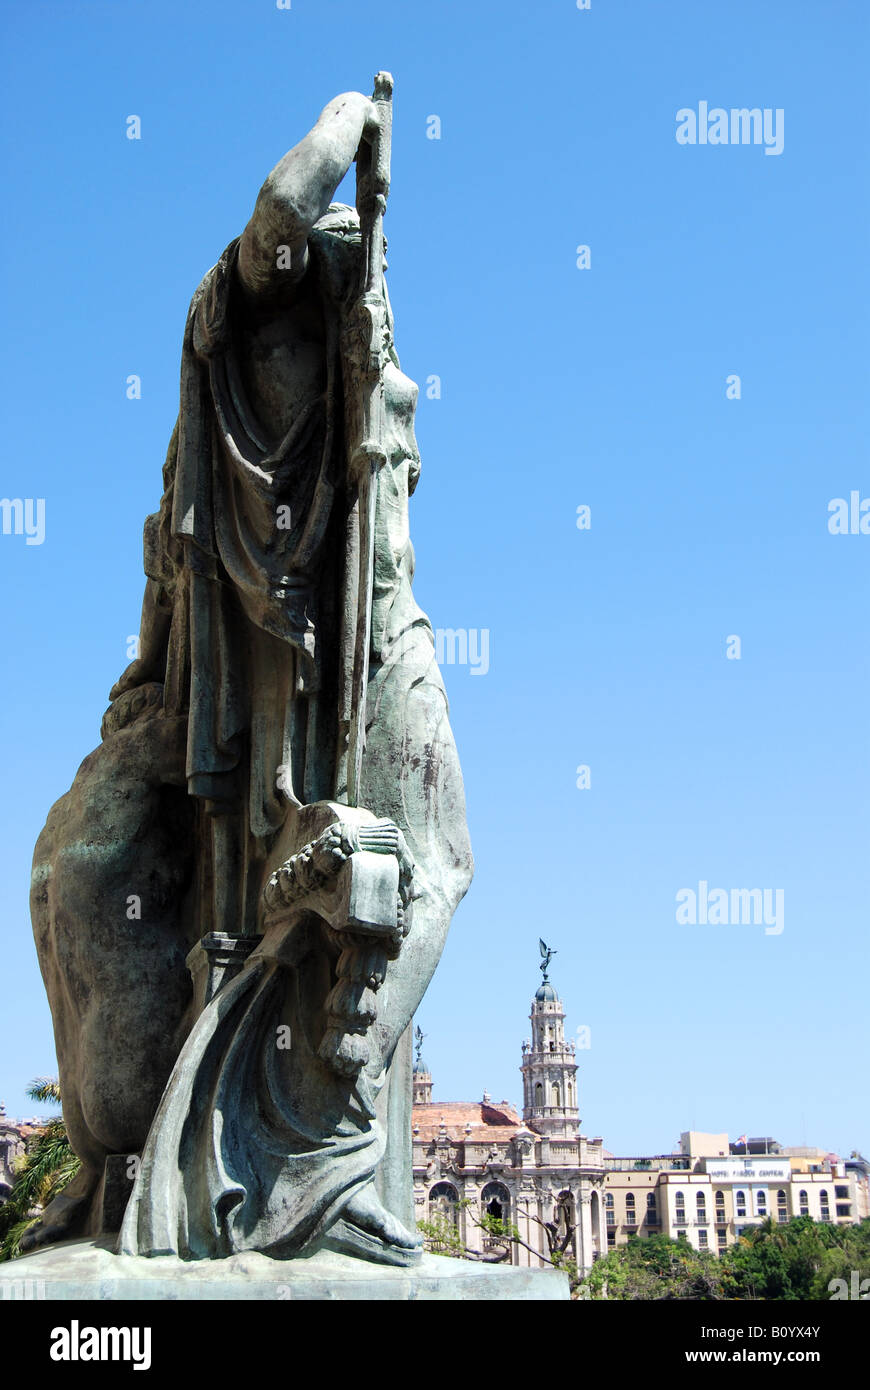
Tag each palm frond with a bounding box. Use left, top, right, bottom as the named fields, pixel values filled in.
left=0, top=1217, right=40, bottom=1263
left=11, top=1135, right=79, bottom=1213
left=25, top=1076, right=63, bottom=1107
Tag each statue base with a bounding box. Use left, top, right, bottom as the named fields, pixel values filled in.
left=0, top=1238, right=569, bottom=1301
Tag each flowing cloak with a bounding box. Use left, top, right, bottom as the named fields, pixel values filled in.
left=119, top=206, right=473, bottom=1258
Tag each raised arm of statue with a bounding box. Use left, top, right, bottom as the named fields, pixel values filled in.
left=237, top=91, right=377, bottom=298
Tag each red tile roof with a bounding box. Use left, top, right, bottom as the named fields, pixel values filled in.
left=412, top=1100, right=524, bottom=1142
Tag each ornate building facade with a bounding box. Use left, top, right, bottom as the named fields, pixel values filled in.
left=412, top=965, right=608, bottom=1271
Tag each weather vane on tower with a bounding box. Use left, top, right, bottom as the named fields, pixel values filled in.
left=539, top=938, right=556, bottom=983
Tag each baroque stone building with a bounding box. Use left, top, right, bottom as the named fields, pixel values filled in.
left=412, top=974, right=608, bottom=1271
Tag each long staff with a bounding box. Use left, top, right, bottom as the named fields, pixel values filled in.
left=346, top=70, right=393, bottom=808
left=317, top=74, right=396, bottom=1095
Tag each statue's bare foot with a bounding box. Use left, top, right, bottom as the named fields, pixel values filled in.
left=19, top=1166, right=99, bottom=1253
left=342, top=1182, right=421, bottom=1251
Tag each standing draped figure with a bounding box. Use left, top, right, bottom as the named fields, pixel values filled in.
left=29, top=83, right=472, bottom=1265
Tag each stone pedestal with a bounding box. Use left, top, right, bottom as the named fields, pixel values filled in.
left=0, top=1238, right=569, bottom=1302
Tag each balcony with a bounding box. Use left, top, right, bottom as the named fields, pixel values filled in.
left=482, top=1236, right=511, bottom=1258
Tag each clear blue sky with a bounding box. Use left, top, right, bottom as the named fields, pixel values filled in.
left=1, top=0, right=867, bottom=1159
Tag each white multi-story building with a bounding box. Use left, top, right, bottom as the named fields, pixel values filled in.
left=603, top=1139, right=863, bottom=1254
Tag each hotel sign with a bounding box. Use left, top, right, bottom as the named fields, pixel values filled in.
left=706, top=1158, right=791, bottom=1182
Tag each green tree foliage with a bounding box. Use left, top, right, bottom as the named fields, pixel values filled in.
left=583, top=1234, right=726, bottom=1300
left=418, top=1201, right=522, bottom=1263
left=0, top=1078, right=80, bottom=1261
left=416, top=1211, right=468, bottom=1258
left=580, top=1218, right=870, bottom=1300
left=722, top=1215, right=870, bottom=1301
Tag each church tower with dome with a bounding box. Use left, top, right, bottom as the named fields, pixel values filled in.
left=520, top=941, right=579, bottom=1138
left=410, top=942, right=607, bottom=1272
left=412, top=1024, right=432, bottom=1104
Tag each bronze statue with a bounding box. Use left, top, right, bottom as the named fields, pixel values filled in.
left=29, top=76, right=473, bottom=1267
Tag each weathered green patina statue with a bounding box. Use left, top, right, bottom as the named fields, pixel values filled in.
left=28, top=75, right=473, bottom=1268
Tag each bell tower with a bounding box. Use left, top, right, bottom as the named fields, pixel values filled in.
left=520, top=940, right=578, bottom=1138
